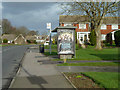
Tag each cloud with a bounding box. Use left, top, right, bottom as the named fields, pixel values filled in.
left=2, top=2, right=62, bottom=34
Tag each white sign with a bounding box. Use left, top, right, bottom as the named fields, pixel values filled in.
left=47, top=23, right=51, bottom=29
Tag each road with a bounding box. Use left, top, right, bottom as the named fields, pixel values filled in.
left=2, top=45, right=34, bottom=89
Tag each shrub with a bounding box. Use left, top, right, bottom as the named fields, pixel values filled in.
left=106, top=33, right=112, bottom=46
left=75, top=31, right=77, bottom=44
left=52, top=39, right=55, bottom=44
left=27, top=40, right=31, bottom=43
left=114, top=30, right=120, bottom=47
left=90, top=30, right=96, bottom=46
left=33, top=40, right=37, bottom=44
left=3, top=39, right=8, bottom=43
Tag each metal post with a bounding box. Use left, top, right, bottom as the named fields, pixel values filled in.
left=49, top=27, right=51, bottom=54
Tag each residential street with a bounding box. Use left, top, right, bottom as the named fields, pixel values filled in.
left=2, top=45, right=36, bottom=89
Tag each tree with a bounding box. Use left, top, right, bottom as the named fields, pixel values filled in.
left=61, top=2, right=118, bottom=50
left=90, top=29, right=96, bottom=46
left=106, top=33, right=112, bottom=46
left=2, top=19, right=13, bottom=34
left=114, top=30, right=120, bottom=47
left=16, top=26, right=29, bottom=36
left=27, top=30, right=37, bottom=36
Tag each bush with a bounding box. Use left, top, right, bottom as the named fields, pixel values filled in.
left=33, top=40, right=37, bottom=44
left=75, top=31, right=77, bottom=44
left=27, top=40, right=31, bottom=43
left=106, top=33, right=112, bottom=46
left=90, top=30, right=96, bottom=46
left=3, top=39, right=8, bottom=43
left=114, top=30, right=120, bottom=47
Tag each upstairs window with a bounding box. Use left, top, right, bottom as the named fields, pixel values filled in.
left=64, top=23, right=72, bottom=26
left=112, top=24, right=118, bottom=29
left=101, top=24, right=106, bottom=29
left=79, top=24, right=86, bottom=29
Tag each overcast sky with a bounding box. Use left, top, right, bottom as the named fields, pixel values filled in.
left=2, top=2, right=63, bottom=35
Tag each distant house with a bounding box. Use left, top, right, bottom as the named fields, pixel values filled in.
left=2, top=34, right=16, bottom=43
left=14, top=34, right=27, bottom=44
left=59, top=15, right=120, bottom=43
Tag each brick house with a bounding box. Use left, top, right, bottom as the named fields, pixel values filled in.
left=59, top=15, right=120, bottom=44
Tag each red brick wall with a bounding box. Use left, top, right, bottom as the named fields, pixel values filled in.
left=60, top=23, right=120, bottom=34
left=60, top=23, right=89, bottom=32
left=101, top=25, right=120, bottom=34
left=119, top=25, right=120, bottom=29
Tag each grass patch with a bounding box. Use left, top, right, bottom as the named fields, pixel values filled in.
left=44, top=44, right=57, bottom=49
left=44, top=44, right=119, bottom=60
left=75, top=45, right=119, bottom=60
left=82, top=72, right=119, bottom=88
left=44, top=44, right=57, bottom=56
left=58, top=62, right=119, bottom=66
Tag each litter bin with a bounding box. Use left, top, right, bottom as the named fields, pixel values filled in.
left=39, top=44, right=44, bottom=53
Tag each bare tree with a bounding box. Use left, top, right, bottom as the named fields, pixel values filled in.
left=2, top=19, right=13, bottom=34
left=61, top=1, right=118, bottom=50
left=16, top=26, right=29, bottom=36
left=27, top=30, right=38, bottom=36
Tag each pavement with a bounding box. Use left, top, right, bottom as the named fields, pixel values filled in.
left=2, top=45, right=33, bottom=89
left=9, top=48, right=74, bottom=89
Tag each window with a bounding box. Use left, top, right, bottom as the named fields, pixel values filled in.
left=112, top=24, right=118, bottom=29
left=101, top=24, right=106, bottom=29
left=64, top=23, right=72, bottom=26
left=79, top=24, right=86, bottom=29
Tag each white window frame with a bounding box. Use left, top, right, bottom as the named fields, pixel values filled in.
left=112, top=24, right=118, bottom=29
left=101, top=24, right=106, bottom=29
left=79, top=24, right=86, bottom=29
left=64, top=23, right=72, bottom=26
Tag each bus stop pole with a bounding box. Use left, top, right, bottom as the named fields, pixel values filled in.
left=49, top=27, right=51, bottom=54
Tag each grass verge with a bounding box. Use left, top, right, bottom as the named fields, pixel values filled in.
left=58, top=62, right=119, bottom=66
left=64, top=72, right=119, bottom=89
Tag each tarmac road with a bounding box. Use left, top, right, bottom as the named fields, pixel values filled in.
left=2, top=45, right=34, bottom=89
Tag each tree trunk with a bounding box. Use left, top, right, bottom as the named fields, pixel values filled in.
left=95, top=26, right=102, bottom=50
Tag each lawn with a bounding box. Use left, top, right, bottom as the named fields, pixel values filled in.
left=64, top=72, right=119, bottom=89
left=82, top=72, right=119, bottom=88
left=75, top=45, right=119, bottom=60
left=58, top=62, right=119, bottom=66
left=44, top=44, right=119, bottom=60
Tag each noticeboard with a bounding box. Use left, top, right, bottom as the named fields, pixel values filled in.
left=57, top=29, right=75, bottom=55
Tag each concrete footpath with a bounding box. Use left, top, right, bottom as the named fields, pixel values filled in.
left=9, top=48, right=74, bottom=89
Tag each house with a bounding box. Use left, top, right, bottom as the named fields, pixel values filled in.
left=2, top=34, right=16, bottom=43
left=14, top=34, right=27, bottom=44
left=100, top=17, right=120, bottom=40
left=59, top=15, right=120, bottom=43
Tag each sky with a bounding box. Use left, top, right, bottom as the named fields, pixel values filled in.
left=2, top=2, right=63, bottom=35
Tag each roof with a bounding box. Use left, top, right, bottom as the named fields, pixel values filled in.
left=52, top=26, right=77, bottom=32
left=101, top=29, right=120, bottom=34
left=14, top=34, right=26, bottom=41
left=2, top=34, right=16, bottom=41
left=103, top=17, right=119, bottom=24
left=60, top=15, right=119, bottom=24
left=25, top=35, right=36, bottom=40
left=59, top=15, right=89, bottom=23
